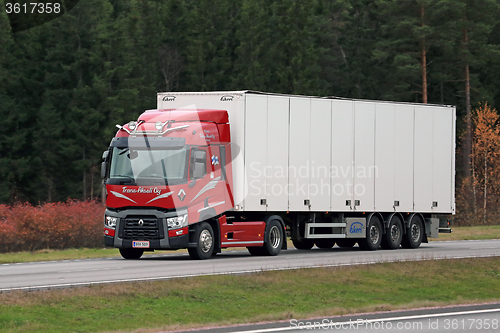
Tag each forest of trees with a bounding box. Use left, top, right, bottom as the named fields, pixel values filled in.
left=1, top=0, right=500, bottom=223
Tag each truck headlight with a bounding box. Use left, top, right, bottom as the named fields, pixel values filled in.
left=167, top=214, right=188, bottom=229
left=105, top=216, right=118, bottom=228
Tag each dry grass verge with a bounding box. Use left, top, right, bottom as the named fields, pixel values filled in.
left=431, top=225, right=500, bottom=241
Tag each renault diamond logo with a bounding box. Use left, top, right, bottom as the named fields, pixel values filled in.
left=138, top=219, right=144, bottom=226
left=178, top=189, right=186, bottom=201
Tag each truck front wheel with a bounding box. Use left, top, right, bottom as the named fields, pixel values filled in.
left=119, top=248, right=144, bottom=260
left=188, top=222, right=214, bottom=260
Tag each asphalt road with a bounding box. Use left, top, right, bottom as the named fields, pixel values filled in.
left=176, top=303, right=500, bottom=333
left=0, top=239, right=499, bottom=292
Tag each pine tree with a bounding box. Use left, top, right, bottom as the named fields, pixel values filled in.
left=234, top=0, right=332, bottom=95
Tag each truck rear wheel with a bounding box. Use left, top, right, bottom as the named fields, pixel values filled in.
left=119, top=248, right=144, bottom=260
left=402, top=215, right=424, bottom=249
left=292, top=238, right=315, bottom=250
left=188, top=222, right=214, bottom=260
left=336, top=239, right=356, bottom=248
left=381, top=216, right=403, bottom=249
left=261, top=220, right=283, bottom=256
left=359, top=216, right=382, bottom=251
left=315, top=239, right=336, bottom=249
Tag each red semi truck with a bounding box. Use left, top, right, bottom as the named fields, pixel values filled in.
left=102, top=91, right=455, bottom=260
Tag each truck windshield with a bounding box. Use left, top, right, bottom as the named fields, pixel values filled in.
left=109, top=147, right=188, bottom=185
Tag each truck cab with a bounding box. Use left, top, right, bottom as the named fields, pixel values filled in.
left=102, top=109, right=241, bottom=259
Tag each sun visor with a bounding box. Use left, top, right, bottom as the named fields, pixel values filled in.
left=110, top=137, right=186, bottom=149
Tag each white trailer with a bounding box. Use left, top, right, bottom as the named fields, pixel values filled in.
left=156, top=91, right=455, bottom=251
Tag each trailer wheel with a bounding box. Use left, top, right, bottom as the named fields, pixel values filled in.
left=119, top=248, right=144, bottom=260
left=402, top=216, right=424, bottom=249
left=315, top=239, right=336, bottom=249
left=359, top=216, right=382, bottom=251
left=292, top=238, right=315, bottom=250
left=261, top=220, right=283, bottom=256
left=381, top=216, right=403, bottom=249
left=188, top=222, right=214, bottom=259
left=336, top=239, right=357, bottom=248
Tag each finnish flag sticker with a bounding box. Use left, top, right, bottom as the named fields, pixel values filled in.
left=211, top=155, right=219, bottom=165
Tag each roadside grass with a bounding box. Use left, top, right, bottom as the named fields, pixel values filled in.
left=0, top=248, right=121, bottom=263
left=1, top=257, right=500, bottom=333
left=431, top=225, right=500, bottom=241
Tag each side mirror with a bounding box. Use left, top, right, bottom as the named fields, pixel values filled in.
left=101, top=162, right=107, bottom=178
left=101, top=150, right=109, bottom=178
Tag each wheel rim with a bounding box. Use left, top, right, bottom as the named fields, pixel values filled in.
left=199, top=229, right=213, bottom=253
left=390, top=223, right=401, bottom=242
left=411, top=222, right=420, bottom=242
left=369, top=224, right=380, bottom=244
left=269, top=225, right=281, bottom=249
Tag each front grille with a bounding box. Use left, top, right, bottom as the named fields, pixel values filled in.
left=123, top=229, right=159, bottom=239
left=122, top=217, right=160, bottom=240
left=124, top=218, right=158, bottom=229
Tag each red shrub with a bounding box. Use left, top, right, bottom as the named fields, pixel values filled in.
left=0, top=200, right=105, bottom=253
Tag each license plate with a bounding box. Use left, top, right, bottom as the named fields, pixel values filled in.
left=132, top=241, right=150, bottom=248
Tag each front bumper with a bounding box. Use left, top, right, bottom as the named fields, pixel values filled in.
left=104, top=208, right=189, bottom=249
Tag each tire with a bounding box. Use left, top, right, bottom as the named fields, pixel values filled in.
left=119, top=248, right=144, bottom=260
left=292, top=238, right=315, bottom=250
left=401, top=215, right=424, bottom=249
left=262, top=220, right=284, bottom=256
left=247, top=246, right=265, bottom=256
left=358, top=216, right=382, bottom=251
left=381, top=216, right=403, bottom=250
left=315, top=239, right=336, bottom=249
left=188, top=222, right=214, bottom=259
left=336, top=239, right=357, bottom=248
